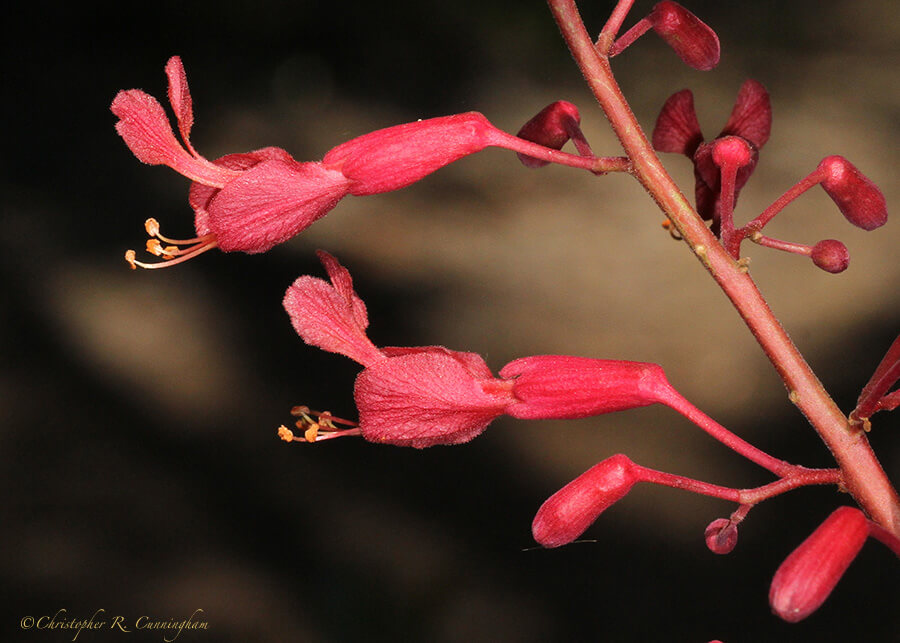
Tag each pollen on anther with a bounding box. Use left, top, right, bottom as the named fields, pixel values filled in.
left=277, top=425, right=296, bottom=442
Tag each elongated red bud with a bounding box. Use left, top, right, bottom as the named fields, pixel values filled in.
left=769, top=507, right=869, bottom=623
left=499, top=356, right=673, bottom=420
left=810, top=239, right=849, bottom=274
left=648, top=1, right=720, bottom=71
left=322, top=112, right=497, bottom=196
left=818, top=156, right=888, bottom=231
left=532, top=455, right=636, bottom=548
left=515, top=101, right=581, bottom=168
left=704, top=518, right=738, bottom=554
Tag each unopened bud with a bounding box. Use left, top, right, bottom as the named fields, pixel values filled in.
left=532, top=455, right=636, bottom=548
left=818, top=156, right=888, bottom=231
left=810, top=239, right=850, bottom=274
left=704, top=518, right=738, bottom=554
left=648, top=1, right=720, bottom=71
left=515, top=101, right=581, bottom=168
left=769, top=506, right=869, bottom=623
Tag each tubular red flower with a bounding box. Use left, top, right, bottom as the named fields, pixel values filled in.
left=532, top=455, right=637, bottom=548
left=322, top=112, right=497, bottom=196
left=500, top=355, right=673, bottom=420
left=769, top=506, right=869, bottom=623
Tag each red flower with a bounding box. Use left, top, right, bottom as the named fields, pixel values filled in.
left=112, top=57, right=349, bottom=264
left=284, top=252, right=677, bottom=447
left=652, top=79, right=771, bottom=226
left=115, top=59, right=607, bottom=268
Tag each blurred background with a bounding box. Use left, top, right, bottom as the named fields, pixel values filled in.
left=3, top=0, right=898, bottom=641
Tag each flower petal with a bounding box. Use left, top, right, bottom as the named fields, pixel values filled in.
left=652, top=89, right=704, bottom=156
left=284, top=252, right=384, bottom=367
left=719, top=79, right=771, bottom=149
left=111, top=89, right=235, bottom=187
left=355, top=351, right=511, bottom=448
left=206, top=160, right=350, bottom=253
left=165, top=56, right=195, bottom=151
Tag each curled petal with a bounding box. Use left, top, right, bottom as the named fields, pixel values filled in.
left=354, top=351, right=512, bottom=448
left=532, top=455, right=637, bottom=548
left=111, top=90, right=235, bottom=187
left=719, top=79, right=771, bottom=149
left=652, top=89, right=703, bottom=156
left=818, top=156, right=888, bottom=231
left=284, top=251, right=383, bottom=367
left=323, top=112, right=496, bottom=195
left=649, top=1, right=720, bottom=71
left=500, top=355, right=671, bottom=420
left=206, top=160, right=350, bottom=253
left=516, top=101, right=582, bottom=168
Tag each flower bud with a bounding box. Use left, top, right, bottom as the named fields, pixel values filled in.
left=818, top=156, right=888, bottom=231
left=769, top=506, right=869, bottom=623
left=322, top=112, right=497, bottom=196
left=515, top=101, right=581, bottom=168
left=648, top=1, right=720, bottom=71
left=810, top=239, right=850, bottom=274
left=704, top=518, right=738, bottom=554
left=500, top=356, right=673, bottom=420
left=532, top=455, right=636, bottom=548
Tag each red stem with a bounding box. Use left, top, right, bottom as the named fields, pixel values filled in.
left=631, top=464, right=841, bottom=505
left=546, top=0, right=900, bottom=535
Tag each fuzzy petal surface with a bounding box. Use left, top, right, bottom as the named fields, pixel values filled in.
left=355, top=350, right=512, bottom=448
left=501, top=355, right=670, bottom=420
left=652, top=89, right=703, bottom=156
left=207, top=160, right=350, bottom=253
left=284, top=251, right=384, bottom=367
left=719, top=79, right=771, bottom=149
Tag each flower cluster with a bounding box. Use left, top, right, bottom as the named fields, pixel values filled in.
left=652, top=79, right=888, bottom=270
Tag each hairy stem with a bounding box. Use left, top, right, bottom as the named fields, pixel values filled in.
left=547, top=0, right=900, bottom=535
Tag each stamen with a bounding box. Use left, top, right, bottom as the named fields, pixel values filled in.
left=125, top=218, right=218, bottom=269
left=282, top=405, right=362, bottom=443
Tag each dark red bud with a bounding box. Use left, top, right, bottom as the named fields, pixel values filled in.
left=516, top=101, right=581, bottom=168
left=704, top=518, right=738, bottom=554
left=810, top=239, right=850, bottom=274
left=711, top=136, right=752, bottom=169
left=769, top=507, right=869, bottom=623
left=532, top=455, right=636, bottom=548
left=818, top=156, right=888, bottom=231
left=648, top=1, right=720, bottom=71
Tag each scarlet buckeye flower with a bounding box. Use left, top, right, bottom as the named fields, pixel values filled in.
left=114, top=58, right=613, bottom=268
left=283, top=252, right=679, bottom=448
left=652, top=79, right=771, bottom=229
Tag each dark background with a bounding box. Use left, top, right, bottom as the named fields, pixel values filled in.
left=3, top=1, right=898, bottom=641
